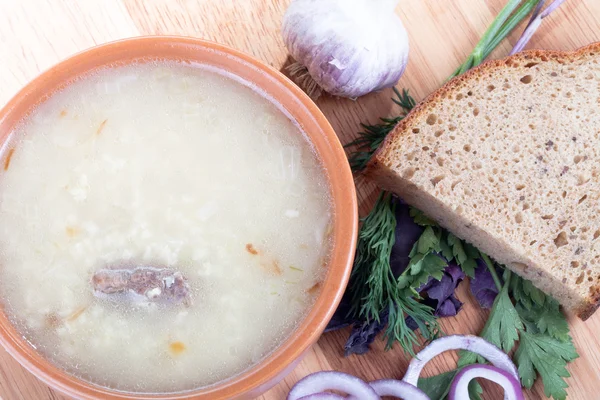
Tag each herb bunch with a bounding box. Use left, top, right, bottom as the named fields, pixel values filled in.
left=347, top=193, right=441, bottom=355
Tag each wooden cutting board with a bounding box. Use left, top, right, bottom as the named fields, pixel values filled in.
left=0, top=1, right=599, bottom=399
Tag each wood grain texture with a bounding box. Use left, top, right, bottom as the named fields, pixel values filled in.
left=0, top=1, right=599, bottom=399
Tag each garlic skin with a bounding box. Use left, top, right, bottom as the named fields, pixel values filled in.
left=282, top=0, right=409, bottom=99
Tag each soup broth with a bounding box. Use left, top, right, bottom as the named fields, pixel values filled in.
left=0, top=62, right=332, bottom=392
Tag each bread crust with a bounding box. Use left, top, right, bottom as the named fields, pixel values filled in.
left=366, top=42, right=600, bottom=320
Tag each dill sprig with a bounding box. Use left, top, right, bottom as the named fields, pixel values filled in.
left=348, top=192, right=440, bottom=355
left=348, top=192, right=397, bottom=321
left=345, top=88, right=416, bottom=173
left=385, top=296, right=440, bottom=355
left=345, top=0, right=552, bottom=356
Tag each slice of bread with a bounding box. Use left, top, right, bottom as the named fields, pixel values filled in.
left=366, top=43, right=600, bottom=320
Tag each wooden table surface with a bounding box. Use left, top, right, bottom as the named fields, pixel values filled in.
left=1, top=1, right=600, bottom=399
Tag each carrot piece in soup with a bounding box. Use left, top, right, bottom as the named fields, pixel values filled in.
left=4, top=148, right=15, bottom=171
left=246, top=243, right=258, bottom=255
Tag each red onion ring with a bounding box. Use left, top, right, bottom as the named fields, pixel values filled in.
left=402, top=335, right=519, bottom=400
left=298, top=394, right=346, bottom=400
left=287, top=371, right=380, bottom=400
left=368, top=379, right=430, bottom=399
left=449, top=365, right=524, bottom=400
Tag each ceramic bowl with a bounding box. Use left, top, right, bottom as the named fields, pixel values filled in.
left=0, top=37, right=358, bottom=399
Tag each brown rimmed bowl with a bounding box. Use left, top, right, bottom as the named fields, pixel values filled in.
left=0, top=36, right=358, bottom=399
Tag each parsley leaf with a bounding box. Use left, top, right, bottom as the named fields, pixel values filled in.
left=445, top=233, right=477, bottom=278
left=417, top=370, right=456, bottom=399
left=459, top=279, right=523, bottom=366
left=486, top=283, right=524, bottom=352
left=510, top=273, right=577, bottom=399
left=410, top=207, right=437, bottom=227
left=447, top=233, right=467, bottom=264
left=402, top=226, right=448, bottom=296
left=439, top=236, right=454, bottom=261
left=417, top=368, right=482, bottom=400
left=417, top=226, right=440, bottom=254
left=468, top=380, right=484, bottom=400
left=515, top=331, right=578, bottom=400
left=407, top=211, right=478, bottom=279
left=516, top=298, right=570, bottom=342
left=404, top=253, right=448, bottom=293
left=522, top=279, right=546, bottom=307
left=462, top=243, right=480, bottom=276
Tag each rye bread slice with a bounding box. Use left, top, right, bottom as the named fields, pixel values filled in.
left=366, top=43, right=600, bottom=320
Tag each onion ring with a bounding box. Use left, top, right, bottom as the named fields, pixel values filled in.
left=448, top=364, right=524, bottom=400
left=369, top=379, right=430, bottom=399
left=402, top=335, right=519, bottom=400
left=287, top=371, right=379, bottom=400
left=298, top=394, right=346, bottom=400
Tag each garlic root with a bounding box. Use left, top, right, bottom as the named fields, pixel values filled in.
left=286, top=62, right=323, bottom=100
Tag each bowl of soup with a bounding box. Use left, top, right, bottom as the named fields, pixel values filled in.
left=0, top=37, right=357, bottom=399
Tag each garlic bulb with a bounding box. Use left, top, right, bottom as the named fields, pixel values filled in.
left=282, top=0, right=409, bottom=99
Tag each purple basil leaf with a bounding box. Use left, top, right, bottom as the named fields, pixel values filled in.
left=436, top=298, right=459, bottom=317
left=446, top=263, right=465, bottom=282
left=449, top=294, right=462, bottom=310
left=418, top=276, right=435, bottom=293
left=426, top=263, right=464, bottom=302
left=473, top=287, right=499, bottom=309
left=343, top=311, right=389, bottom=356
left=436, top=294, right=463, bottom=317
left=405, top=314, right=419, bottom=331
left=344, top=308, right=419, bottom=356
left=390, top=196, right=424, bottom=277
left=427, top=269, right=457, bottom=302
left=419, top=263, right=465, bottom=317
left=417, top=259, right=463, bottom=295
left=470, top=259, right=501, bottom=308
left=325, top=295, right=353, bottom=332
